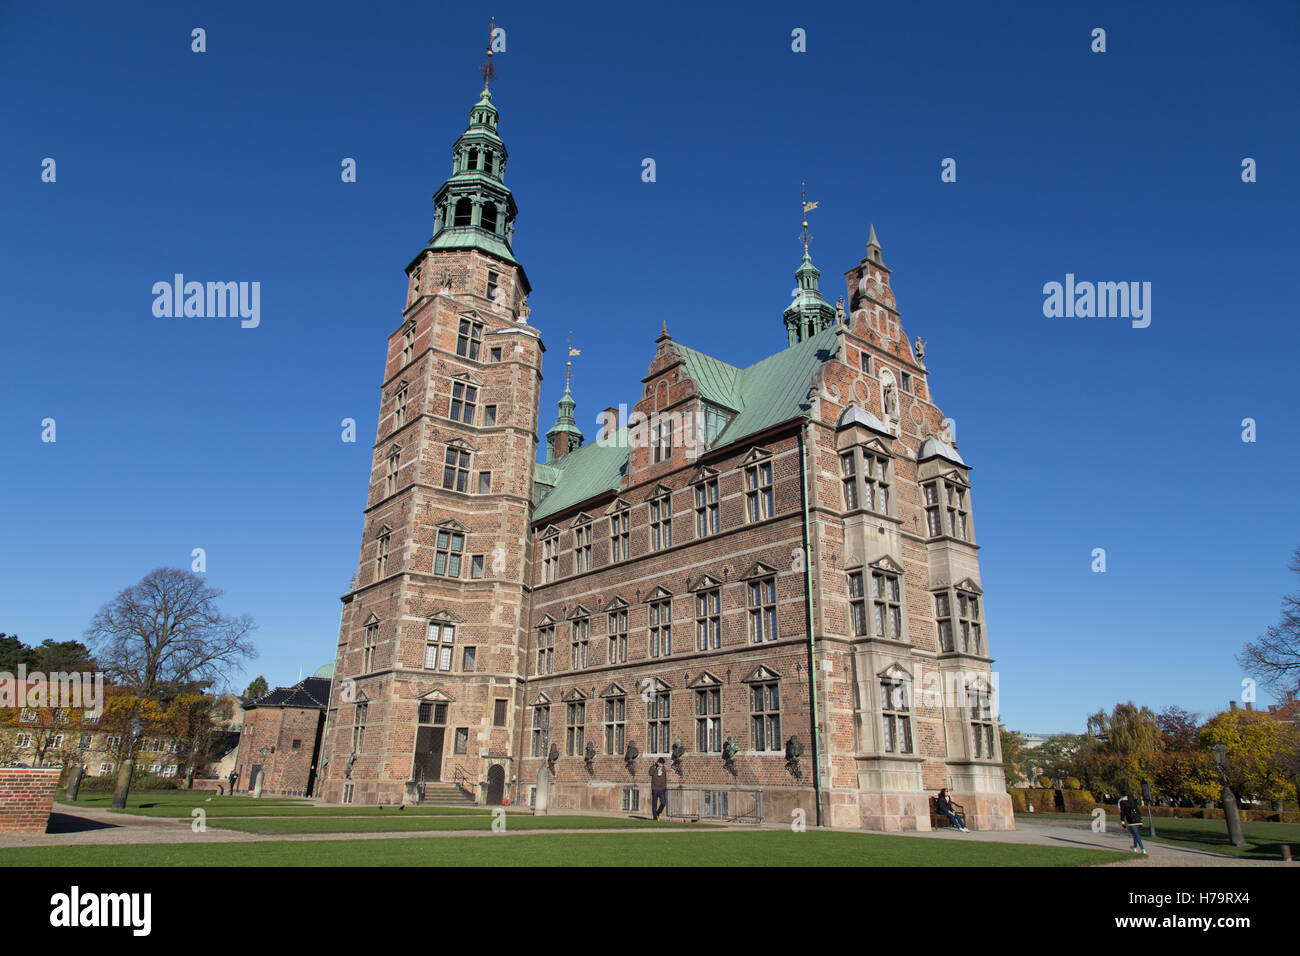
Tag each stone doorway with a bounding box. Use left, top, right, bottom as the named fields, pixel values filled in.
left=486, top=764, right=505, bottom=805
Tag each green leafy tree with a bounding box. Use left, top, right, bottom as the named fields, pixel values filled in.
left=1032, top=733, right=1088, bottom=781
left=244, top=676, right=269, bottom=700
left=33, top=639, right=97, bottom=672
left=0, top=635, right=39, bottom=672
left=999, top=726, right=1029, bottom=787
left=1199, top=709, right=1298, bottom=807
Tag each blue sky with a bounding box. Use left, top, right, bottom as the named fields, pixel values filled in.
left=2, top=1, right=1297, bottom=732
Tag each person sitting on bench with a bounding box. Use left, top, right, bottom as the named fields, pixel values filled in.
left=936, top=788, right=969, bottom=831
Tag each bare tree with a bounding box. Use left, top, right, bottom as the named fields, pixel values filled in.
left=1239, top=546, right=1300, bottom=696
left=85, top=568, right=257, bottom=701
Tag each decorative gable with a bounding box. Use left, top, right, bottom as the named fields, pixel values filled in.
left=953, top=577, right=983, bottom=595
left=741, top=664, right=781, bottom=683
left=740, top=561, right=779, bottom=581
left=427, top=608, right=463, bottom=625
left=689, top=574, right=724, bottom=592
left=561, top=687, right=587, bottom=702
left=435, top=517, right=469, bottom=533
left=415, top=687, right=456, bottom=703
left=644, top=585, right=673, bottom=603
left=569, top=512, right=595, bottom=528
left=689, top=465, right=720, bottom=484
left=687, top=670, right=724, bottom=689
left=600, top=682, right=627, bottom=699
left=566, top=604, right=592, bottom=620
left=868, top=555, right=904, bottom=575
left=742, top=446, right=773, bottom=465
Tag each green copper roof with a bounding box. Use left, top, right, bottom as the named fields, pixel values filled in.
left=426, top=228, right=518, bottom=264
left=531, top=327, right=841, bottom=522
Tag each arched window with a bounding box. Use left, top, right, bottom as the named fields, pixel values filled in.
left=480, top=203, right=498, bottom=234
left=453, top=198, right=472, bottom=227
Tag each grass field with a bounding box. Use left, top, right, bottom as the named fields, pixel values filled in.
left=202, top=814, right=707, bottom=834
left=5, top=829, right=1132, bottom=867
left=1016, top=811, right=1299, bottom=860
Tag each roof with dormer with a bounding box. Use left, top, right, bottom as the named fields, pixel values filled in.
left=531, top=324, right=841, bottom=522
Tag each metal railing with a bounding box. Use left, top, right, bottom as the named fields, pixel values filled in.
left=664, top=788, right=763, bottom=824
left=453, top=765, right=475, bottom=801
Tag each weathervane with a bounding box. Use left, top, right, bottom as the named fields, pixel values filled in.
left=566, top=331, right=581, bottom=390
left=800, top=182, right=819, bottom=253
left=479, top=17, right=497, bottom=91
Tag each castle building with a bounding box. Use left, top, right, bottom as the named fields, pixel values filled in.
left=318, top=63, right=1013, bottom=830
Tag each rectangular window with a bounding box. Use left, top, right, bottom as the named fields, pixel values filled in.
left=394, top=383, right=409, bottom=427
left=840, top=451, right=858, bottom=510
left=871, top=570, right=903, bottom=641
left=574, top=524, right=592, bottom=573
left=694, top=479, right=720, bottom=536
left=386, top=450, right=400, bottom=496
left=536, top=625, right=555, bottom=675
left=434, top=529, right=464, bottom=577
left=454, top=727, right=469, bottom=755
left=375, top=530, right=391, bottom=578
left=745, top=461, right=774, bottom=521
left=493, top=699, right=508, bottom=727
left=609, top=512, right=629, bottom=562
left=449, top=382, right=477, bottom=424
left=471, top=554, right=485, bottom=579
left=750, top=682, right=781, bottom=751
left=935, top=592, right=954, bottom=653
left=923, top=482, right=943, bottom=537
left=402, top=325, right=415, bottom=365
left=863, top=450, right=890, bottom=514
left=425, top=622, right=455, bottom=671
left=859, top=351, right=872, bottom=374
left=748, top=577, right=777, bottom=643
left=848, top=572, right=869, bottom=637
left=490, top=346, right=502, bottom=363
left=604, top=696, right=626, bottom=754
left=363, top=621, right=378, bottom=672
left=947, top=483, right=970, bottom=541
left=477, top=471, right=492, bottom=494
left=565, top=701, right=585, bottom=756
left=649, top=598, right=672, bottom=657
left=900, top=371, right=912, bottom=394
left=570, top=617, right=590, bottom=670
left=484, top=404, right=497, bottom=426
left=970, top=685, right=996, bottom=758
left=530, top=703, right=550, bottom=758
left=881, top=678, right=913, bottom=753
left=957, top=591, right=982, bottom=654
left=651, top=417, right=672, bottom=463
left=622, top=787, right=640, bottom=812
left=607, top=609, right=628, bottom=664
left=442, top=446, right=470, bottom=491
left=456, top=318, right=483, bottom=360
left=462, top=646, right=476, bottom=672
left=695, top=687, right=722, bottom=753
left=352, top=701, right=368, bottom=751
left=647, top=690, right=671, bottom=753
left=649, top=496, right=672, bottom=551
left=696, top=588, right=721, bottom=650
left=16, top=733, right=31, bottom=748
left=542, top=534, right=559, bottom=582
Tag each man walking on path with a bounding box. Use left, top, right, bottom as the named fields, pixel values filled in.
left=1118, top=794, right=1147, bottom=854
left=650, top=757, right=669, bottom=821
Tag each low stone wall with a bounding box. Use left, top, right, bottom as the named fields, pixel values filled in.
left=0, top=768, right=62, bottom=834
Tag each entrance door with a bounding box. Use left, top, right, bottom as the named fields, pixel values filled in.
left=413, top=727, right=445, bottom=782
left=486, top=764, right=505, bottom=805
left=248, top=765, right=262, bottom=793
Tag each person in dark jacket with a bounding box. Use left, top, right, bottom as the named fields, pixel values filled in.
left=650, top=757, right=669, bottom=820
left=1118, top=795, right=1147, bottom=854
left=935, top=788, right=969, bottom=831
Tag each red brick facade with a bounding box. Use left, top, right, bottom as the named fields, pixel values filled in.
left=317, top=92, right=1013, bottom=831
left=0, top=768, right=60, bottom=833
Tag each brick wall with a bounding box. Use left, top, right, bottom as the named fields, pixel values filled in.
left=0, top=768, right=61, bottom=834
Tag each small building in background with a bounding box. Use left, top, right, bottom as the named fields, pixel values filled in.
left=232, top=665, right=332, bottom=797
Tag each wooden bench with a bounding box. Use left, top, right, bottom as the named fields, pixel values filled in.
left=929, top=795, right=966, bottom=829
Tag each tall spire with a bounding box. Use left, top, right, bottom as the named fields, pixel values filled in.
left=783, top=183, right=835, bottom=346
left=546, top=334, right=585, bottom=461
left=425, top=21, right=520, bottom=265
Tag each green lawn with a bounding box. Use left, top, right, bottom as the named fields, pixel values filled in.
left=104, top=804, right=499, bottom=818
left=60, top=791, right=311, bottom=810
left=4, top=829, right=1131, bottom=867
left=1016, top=811, right=1299, bottom=860
left=203, top=814, right=707, bottom=834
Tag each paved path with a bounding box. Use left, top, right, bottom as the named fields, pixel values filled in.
left=2, top=804, right=1288, bottom=866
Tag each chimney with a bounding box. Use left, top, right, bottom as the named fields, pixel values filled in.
left=1245, top=701, right=1253, bottom=711
left=552, top=433, right=570, bottom=458
left=600, top=407, right=618, bottom=441
left=1229, top=700, right=1238, bottom=712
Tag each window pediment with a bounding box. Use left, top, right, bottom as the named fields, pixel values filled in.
left=603, top=596, right=630, bottom=612
left=566, top=604, right=592, bottom=621
left=561, top=687, right=587, bottom=702
left=860, top=436, right=893, bottom=457
left=740, top=561, right=778, bottom=581
left=689, top=574, right=723, bottom=592
left=741, top=664, right=781, bottom=683
left=942, top=469, right=970, bottom=488
left=639, top=676, right=673, bottom=693
left=600, top=682, right=627, bottom=698
left=530, top=692, right=552, bottom=706
left=428, top=608, right=463, bottom=624
left=435, top=518, right=469, bottom=533
left=868, top=555, right=904, bottom=575
left=362, top=612, right=380, bottom=625
left=646, top=483, right=672, bottom=501
left=415, top=687, right=455, bottom=702
left=449, top=370, right=485, bottom=386
left=540, top=525, right=561, bottom=539
left=606, top=498, right=631, bottom=515
left=535, top=613, right=557, bottom=627
left=953, top=577, right=982, bottom=595
left=445, top=436, right=478, bottom=453
left=687, top=670, right=723, bottom=689
left=878, top=662, right=912, bottom=682
left=569, top=512, right=595, bottom=528
left=645, top=585, right=673, bottom=603
left=689, top=465, right=720, bottom=484
left=742, top=446, right=773, bottom=465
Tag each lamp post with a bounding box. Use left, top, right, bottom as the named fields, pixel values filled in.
left=1210, top=744, right=1246, bottom=847
left=110, top=717, right=144, bottom=810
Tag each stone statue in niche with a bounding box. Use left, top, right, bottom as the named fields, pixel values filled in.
left=835, top=296, right=846, bottom=324
left=883, top=384, right=898, bottom=418
left=914, top=336, right=926, bottom=362
left=517, top=295, right=531, bottom=323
